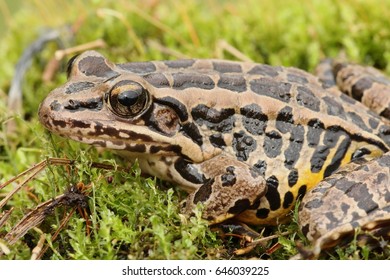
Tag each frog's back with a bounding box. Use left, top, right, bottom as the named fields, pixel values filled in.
left=118, top=57, right=390, bottom=145
left=117, top=56, right=390, bottom=223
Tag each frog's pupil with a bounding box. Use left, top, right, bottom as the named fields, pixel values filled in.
left=118, top=90, right=140, bottom=107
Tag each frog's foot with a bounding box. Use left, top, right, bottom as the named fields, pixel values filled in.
left=183, top=155, right=267, bottom=224
left=298, top=152, right=390, bottom=259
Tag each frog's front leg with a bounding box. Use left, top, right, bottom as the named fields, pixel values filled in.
left=183, top=155, right=267, bottom=224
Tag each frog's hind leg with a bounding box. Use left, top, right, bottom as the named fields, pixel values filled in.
left=316, top=58, right=390, bottom=147
left=315, top=58, right=390, bottom=117
left=315, top=58, right=338, bottom=89
left=298, top=152, right=390, bottom=258
left=332, top=60, right=390, bottom=120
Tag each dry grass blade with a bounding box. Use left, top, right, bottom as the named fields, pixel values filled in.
left=147, top=39, right=190, bottom=59
left=216, top=40, right=253, bottom=62
left=54, top=39, right=107, bottom=61
left=0, top=158, right=74, bottom=209
left=0, top=158, right=74, bottom=190
left=125, top=2, right=190, bottom=47
left=0, top=239, right=10, bottom=255
left=4, top=185, right=88, bottom=245
left=36, top=208, right=76, bottom=260
left=96, top=9, right=144, bottom=55
left=31, top=231, right=46, bottom=260
left=0, top=157, right=116, bottom=252
left=0, top=208, right=14, bottom=228
left=234, top=231, right=290, bottom=255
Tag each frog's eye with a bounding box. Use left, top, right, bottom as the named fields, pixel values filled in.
left=108, top=80, right=149, bottom=117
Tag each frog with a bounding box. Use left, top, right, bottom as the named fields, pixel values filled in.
left=38, top=51, right=390, bottom=257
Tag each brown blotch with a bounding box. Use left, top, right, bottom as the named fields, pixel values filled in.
left=64, top=98, right=103, bottom=111
left=65, top=82, right=95, bottom=94
left=172, top=73, right=215, bottom=90
left=241, top=103, right=268, bottom=136
left=332, top=62, right=348, bottom=76
left=287, top=73, right=309, bottom=84
left=193, top=179, right=214, bottom=204
left=128, top=144, right=146, bottom=153
left=248, top=64, right=280, bottom=77
left=142, top=73, right=170, bottom=88
left=217, top=74, right=247, bottom=92
left=351, top=77, right=373, bottom=101
left=287, top=169, right=299, bottom=187
left=256, top=208, right=270, bottom=219
left=250, top=78, right=292, bottom=102
left=164, top=59, right=195, bottom=68
left=303, top=198, right=323, bottom=210
left=221, top=166, right=237, bottom=187
left=263, top=130, right=282, bottom=158
left=191, top=104, right=235, bottom=133
left=228, top=199, right=251, bottom=214
left=209, top=133, right=226, bottom=148
left=283, top=191, right=294, bottom=209
left=52, top=119, right=67, bottom=128
left=181, top=122, right=203, bottom=146
left=296, top=86, right=320, bottom=112
left=78, top=56, right=118, bottom=78
left=119, top=61, right=157, bottom=73
left=301, top=224, right=310, bottom=237
left=380, top=107, right=390, bottom=119
left=50, top=100, right=61, bottom=111
left=297, top=185, right=307, bottom=199
left=265, top=175, right=281, bottom=211
left=232, top=131, right=257, bottom=161
left=322, top=96, right=347, bottom=119
left=153, top=107, right=179, bottom=135
left=368, top=117, right=380, bottom=129
left=143, top=104, right=180, bottom=137
left=345, top=182, right=379, bottom=213
left=213, top=61, right=242, bottom=73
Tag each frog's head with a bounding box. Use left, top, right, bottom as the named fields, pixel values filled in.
left=39, top=51, right=229, bottom=163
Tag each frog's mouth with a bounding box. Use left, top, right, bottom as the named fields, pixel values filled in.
left=61, top=127, right=184, bottom=158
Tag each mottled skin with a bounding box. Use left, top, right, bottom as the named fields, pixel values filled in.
left=299, top=153, right=390, bottom=258
left=39, top=51, right=390, bottom=255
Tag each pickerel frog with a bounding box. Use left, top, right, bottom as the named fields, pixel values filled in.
left=38, top=51, right=390, bottom=257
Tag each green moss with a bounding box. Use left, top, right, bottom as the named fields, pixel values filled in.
left=1, top=0, right=390, bottom=260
